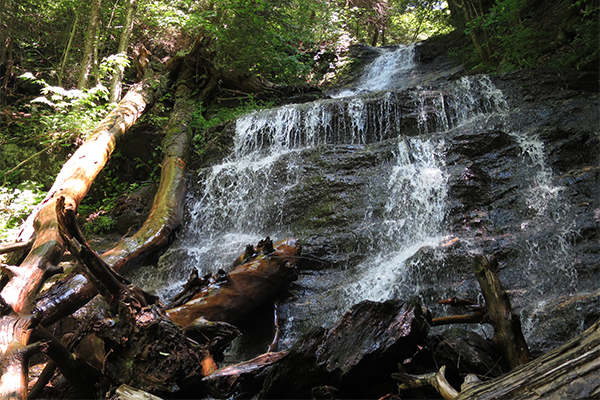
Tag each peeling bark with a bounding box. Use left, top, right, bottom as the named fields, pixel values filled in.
left=0, top=77, right=158, bottom=399
left=36, top=39, right=219, bottom=326
left=455, top=318, right=600, bottom=400
left=166, top=238, right=301, bottom=327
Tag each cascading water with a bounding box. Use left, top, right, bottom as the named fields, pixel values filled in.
left=128, top=43, right=594, bottom=357
left=330, top=44, right=416, bottom=97
left=448, top=76, right=579, bottom=291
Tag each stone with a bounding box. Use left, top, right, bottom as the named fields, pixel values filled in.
left=260, top=300, right=431, bottom=399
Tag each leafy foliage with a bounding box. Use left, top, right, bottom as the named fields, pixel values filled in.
left=208, top=0, right=329, bottom=83
left=2, top=0, right=597, bottom=240
left=191, top=96, right=274, bottom=152
left=389, top=0, right=453, bottom=43
left=0, top=181, right=45, bottom=242
left=463, top=0, right=599, bottom=71
left=20, top=72, right=116, bottom=136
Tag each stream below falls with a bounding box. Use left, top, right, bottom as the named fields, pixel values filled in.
left=128, top=43, right=600, bottom=361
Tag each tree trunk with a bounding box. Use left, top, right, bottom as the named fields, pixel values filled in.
left=109, top=0, right=137, bottom=103
left=455, top=318, right=600, bottom=400
left=0, top=77, right=157, bottom=399
left=36, top=38, right=220, bottom=326
left=166, top=238, right=301, bottom=327
left=473, top=255, right=530, bottom=369
left=58, top=9, right=79, bottom=87
left=78, top=0, right=102, bottom=89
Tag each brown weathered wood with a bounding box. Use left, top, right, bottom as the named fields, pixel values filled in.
left=113, top=384, right=165, bottom=400
left=0, top=313, right=42, bottom=399
left=393, top=365, right=463, bottom=400
left=203, top=351, right=288, bottom=398
left=55, top=195, right=209, bottom=396
left=30, top=325, right=97, bottom=398
left=455, top=318, right=600, bottom=400
left=0, top=77, right=158, bottom=399
left=37, top=66, right=217, bottom=327
left=56, top=196, right=154, bottom=313
left=29, top=314, right=97, bottom=399
left=0, top=238, right=33, bottom=255
left=166, top=237, right=301, bottom=326
left=473, top=255, right=530, bottom=369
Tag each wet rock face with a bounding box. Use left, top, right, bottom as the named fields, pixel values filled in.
left=433, top=328, right=505, bottom=378
left=440, top=71, right=599, bottom=352
left=176, top=44, right=598, bottom=356
left=297, top=68, right=597, bottom=352
left=260, top=300, right=430, bottom=399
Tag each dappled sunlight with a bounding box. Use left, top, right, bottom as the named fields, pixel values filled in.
left=0, top=362, right=25, bottom=397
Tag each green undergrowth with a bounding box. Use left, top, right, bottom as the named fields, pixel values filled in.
left=463, top=0, right=599, bottom=72
left=191, top=96, right=274, bottom=154
left=0, top=181, right=45, bottom=244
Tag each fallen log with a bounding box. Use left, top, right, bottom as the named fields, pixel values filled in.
left=259, top=299, right=431, bottom=399
left=455, top=318, right=600, bottom=400
left=166, top=237, right=301, bottom=327
left=0, top=75, right=160, bottom=399
left=0, top=237, right=33, bottom=255
left=35, top=38, right=220, bottom=326
left=55, top=195, right=208, bottom=396
left=203, top=351, right=288, bottom=398
left=52, top=199, right=300, bottom=396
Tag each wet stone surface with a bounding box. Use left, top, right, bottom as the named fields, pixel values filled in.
left=149, top=43, right=600, bottom=359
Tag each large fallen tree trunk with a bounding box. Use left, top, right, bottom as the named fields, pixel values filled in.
left=36, top=64, right=218, bottom=326
left=54, top=196, right=210, bottom=396
left=52, top=196, right=301, bottom=396
left=0, top=76, right=160, bottom=399
left=34, top=36, right=221, bottom=327
left=455, top=317, right=600, bottom=400
left=166, top=237, right=301, bottom=327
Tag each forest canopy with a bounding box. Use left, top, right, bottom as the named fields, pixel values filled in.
left=1, top=0, right=598, bottom=241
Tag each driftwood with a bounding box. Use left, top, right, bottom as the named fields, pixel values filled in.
left=0, top=75, right=159, bottom=399
left=110, top=384, right=162, bottom=400
left=397, top=254, right=593, bottom=400
left=166, top=237, right=300, bottom=327
left=55, top=195, right=209, bottom=396
left=455, top=318, right=600, bottom=400
left=35, top=38, right=219, bottom=327
left=433, top=256, right=529, bottom=371
left=53, top=196, right=301, bottom=396
left=393, top=365, right=479, bottom=400
left=112, top=384, right=164, bottom=400
left=473, top=255, right=530, bottom=369
left=54, top=200, right=303, bottom=396
left=203, top=351, right=288, bottom=398
left=0, top=36, right=219, bottom=397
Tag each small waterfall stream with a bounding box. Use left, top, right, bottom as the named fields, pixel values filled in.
left=128, top=44, right=593, bottom=356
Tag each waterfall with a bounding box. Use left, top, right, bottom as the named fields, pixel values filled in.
left=448, top=76, right=578, bottom=289
left=330, top=44, right=416, bottom=97
left=126, top=44, right=585, bottom=355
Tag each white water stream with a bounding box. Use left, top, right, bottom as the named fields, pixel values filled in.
left=130, top=45, right=576, bottom=352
